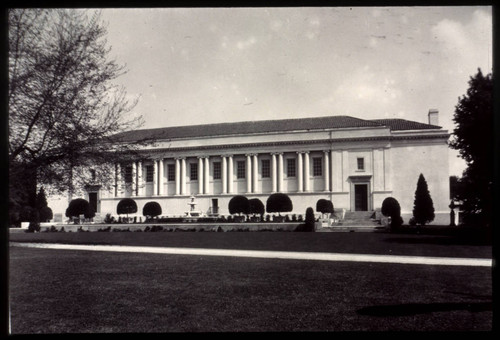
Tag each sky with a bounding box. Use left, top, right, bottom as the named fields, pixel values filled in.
left=98, top=6, right=492, bottom=176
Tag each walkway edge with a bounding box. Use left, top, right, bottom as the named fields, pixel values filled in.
left=10, top=242, right=492, bottom=267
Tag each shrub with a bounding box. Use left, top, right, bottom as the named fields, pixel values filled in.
left=104, top=213, right=115, bottom=224
left=66, top=198, right=95, bottom=219
left=27, top=210, right=40, bottom=233
left=412, top=173, right=435, bottom=226
left=39, top=206, right=53, bottom=222
left=228, top=195, right=249, bottom=215
left=381, top=197, right=403, bottom=229
left=143, top=201, right=162, bottom=219
left=248, top=198, right=265, bottom=217
left=117, top=198, right=137, bottom=217
left=316, top=199, right=334, bottom=216
left=305, top=207, right=315, bottom=231
left=266, top=193, right=293, bottom=216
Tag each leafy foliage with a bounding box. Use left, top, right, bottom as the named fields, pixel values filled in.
left=316, top=199, right=334, bottom=214
left=117, top=198, right=137, bottom=216
left=8, top=9, right=144, bottom=210
left=381, top=197, right=403, bottom=229
left=412, top=174, right=435, bottom=226
left=266, top=193, right=293, bottom=215
left=449, top=69, right=493, bottom=227
left=66, top=198, right=95, bottom=219
left=248, top=198, right=265, bottom=216
left=142, top=201, right=162, bottom=218
left=228, top=195, right=249, bottom=215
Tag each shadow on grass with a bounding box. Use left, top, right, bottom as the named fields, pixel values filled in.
left=381, top=227, right=492, bottom=246
left=357, top=301, right=492, bottom=317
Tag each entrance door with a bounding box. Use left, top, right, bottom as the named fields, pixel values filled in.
left=88, top=192, right=98, bottom=214
left=354, top=184, right=368, bottom=211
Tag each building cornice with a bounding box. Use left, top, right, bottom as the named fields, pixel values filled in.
left=130, top=132, right=450, bottom=156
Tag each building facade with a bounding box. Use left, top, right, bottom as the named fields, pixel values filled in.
left=49, top=110, right=451, bottom=224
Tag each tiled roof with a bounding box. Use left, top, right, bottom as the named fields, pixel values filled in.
left=370, top=118, right=441, bottom=131
left=111, top=115, right=441, bottom=143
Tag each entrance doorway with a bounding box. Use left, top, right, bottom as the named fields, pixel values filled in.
left=354, top=184, right=368, bottom=211
left=88, top=192, right=98, bottom=214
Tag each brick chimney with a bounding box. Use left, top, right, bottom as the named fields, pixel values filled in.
left=428, top=109, right=439, bottom=126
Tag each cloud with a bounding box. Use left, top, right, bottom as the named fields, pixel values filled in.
left=431, top=8, right=492, bottom=74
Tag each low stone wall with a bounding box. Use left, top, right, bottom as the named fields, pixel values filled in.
left=35, top=222, right=303, bottom=233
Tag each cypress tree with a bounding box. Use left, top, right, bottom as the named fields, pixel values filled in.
left=412, top=174, right=435, bottom=225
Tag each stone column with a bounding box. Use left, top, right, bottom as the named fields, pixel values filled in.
left=158, top=159, right=164, bottom=196
left=227, top=155, right=234, bottom=194
left=175, top=158, right=181, bottom=195
left=324, top=150, right=330, bottom=191
left=252, top=154, right=258, bottom=193
left=198, top=156, right=204, bottom=194
left=304, top=151, right=310, bottom=192
left=246, top=154, right=252, bottom=193
left=271, top=153, right=277, bottom=192
left=222, top=156, right=227, bottom=194
left=204, top=157, right=210, bottom=194
left=131, top=162, right=137, bottom=196
left=153, top=160, right=158, bottom=196
left=297, top=152, right=303, bottom=192
left=181, top=157, right=186, bottom=195
left=277, top=152, right=284, bottom=192
left=115, top=163, right=120, bottom=197
left=137, top=161, right=143, bottom=196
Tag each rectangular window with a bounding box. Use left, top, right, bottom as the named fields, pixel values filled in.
left=313, top=157, right=323, bottom=176
left=190, top=163, right=198, bottom=181
left=237, top=161, right=245, bottom=179
left=261, top=159, right=270, bottom=178
left=287, top=158, right=296, bottom=177
left=167, top=164, right=175, bottom=182
left=124, top=166, right=133, bottom=183
left=357, top=157, right=365, bottom=171
left=146, top=165, right=154, bottom=182
left=213, top=162, right=221, bottom=180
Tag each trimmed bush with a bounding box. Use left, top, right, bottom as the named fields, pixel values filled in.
left=316, top=199, right=334, bottom=216
left=117, top=198, right=137, bottom=217
left=297, top=207, right=315, bottom=232
left=228, top=195, right=249, bottom=215
left=66, top=198, right=95, bottom=219
left=248, top=198, right=265, bottom=217
left=143, top=201, right=162, bottom=219
left=381, top=197, right=403, bottom=229
left=39, top=206, right=53, bottom=222
left=412, top=173, right=435, bottom=226
left=266, top=193, right=293, bottom=216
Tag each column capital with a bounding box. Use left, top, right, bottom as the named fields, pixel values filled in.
left=271, top=152, right=283, bottom=155
left=323, top=150, right=331, bottom=154
left=176, top=156, right=186, bottom=160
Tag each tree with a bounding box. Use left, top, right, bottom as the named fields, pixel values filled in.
left=316, top=199, right=334, bottom=217
left=449, top=69, right=493, bottom=227
left=39, top=206, right=53, bottom=222
left=8, top=9, right=144, bottom=217
left=35, top=186, right=53, bottom=222
left=381, top=197, right=403, bottom=229
left=248, top=198, right=265, bottom=217
left=266, top=193, right=293, bottom=216
left=117, top=198, right=137, bottom=218
left=228, top=195, right=249, bottom=215
left=66, top=198, right=94, bottom=220
left=142, top=201, right=162, bottom=219
left=412, top=174, right=435, bottom=226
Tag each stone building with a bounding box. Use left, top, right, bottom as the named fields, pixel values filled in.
left=49, top=109, right=450, bottom=224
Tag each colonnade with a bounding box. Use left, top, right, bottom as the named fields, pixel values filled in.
left=114, top=150, right=342, bottom=198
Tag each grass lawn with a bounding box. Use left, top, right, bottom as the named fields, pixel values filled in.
left=8, top=232, right=492, bottom=332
